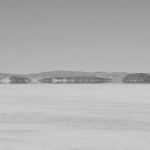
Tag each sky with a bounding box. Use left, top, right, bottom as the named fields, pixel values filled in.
left=0, top=0, right=150, bottom=74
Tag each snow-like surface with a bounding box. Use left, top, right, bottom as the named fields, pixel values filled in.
left=0, top=84, right=150, bottom=150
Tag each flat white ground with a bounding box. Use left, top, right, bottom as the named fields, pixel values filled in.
left=0, top=84, right=150, bottom=150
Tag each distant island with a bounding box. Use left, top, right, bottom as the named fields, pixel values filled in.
left=0, top=71, right=150, bottom=84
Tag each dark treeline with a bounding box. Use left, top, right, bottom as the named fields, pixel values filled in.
left=39, top=77, right=112, bottom=84
left=1, top=73, right=150, bottom=84
left=9, top=76, right=31, bottom=84
left=123, top=73, right=150, bottom=83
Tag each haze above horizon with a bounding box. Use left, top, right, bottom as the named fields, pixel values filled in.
left=0, top=0, right=150, bottom=74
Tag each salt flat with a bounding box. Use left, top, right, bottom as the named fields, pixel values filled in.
left=0, top=84, right=150, bottom=150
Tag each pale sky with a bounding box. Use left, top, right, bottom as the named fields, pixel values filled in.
left=0, top=0, right=150, bottom=74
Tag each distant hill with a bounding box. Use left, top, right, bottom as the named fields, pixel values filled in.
left=0, top=71, right=150, bottom=84
left=0, top=73, right=15, bottom=79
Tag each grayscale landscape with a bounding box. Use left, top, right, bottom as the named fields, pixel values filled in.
left=1, top=0, right=150, bottom=149
left=0, top=84, right=150, bottom=150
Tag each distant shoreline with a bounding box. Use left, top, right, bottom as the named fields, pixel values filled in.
left=0, top=71, right=150, bottom=84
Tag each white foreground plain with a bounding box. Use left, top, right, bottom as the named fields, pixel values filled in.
left=0, top=84, right=150, bottom=150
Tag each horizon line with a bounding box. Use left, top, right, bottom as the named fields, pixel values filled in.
left=0, top=70, right=150, bottom=75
